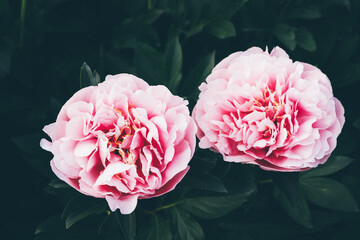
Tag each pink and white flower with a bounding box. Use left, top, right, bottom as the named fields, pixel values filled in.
left=40, top=74, right=196, bottom=214
left=193, top=47, right=345, bottom=171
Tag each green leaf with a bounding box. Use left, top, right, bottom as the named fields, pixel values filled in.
left=354, top=118, right=360, bottom=130
left=136, top=214, right=172, bottom=240
left=166, top=36, right=183, bottom=93
left=0, top=37, right=12, bottom=75
left=0, top=94, right=31, bottom=113
left=334, top=63, right=360, bottom=87
left=180, top=190, right=254, bottom=219
left=12, top=133, right=51, bottom=177
left=48, top=179, right=70, bottom=189
left=98, top=212, right=120, bottom=234
left=180, top=173, right=228, bottom=193
left=80, top=62, right=101, bottom=88
left=287, top=6, right=322, bottom=19
left=12, top=133, right=43, bottom=154
left=50, top=97, right=62, bottom=119
left=331, top=35, right=359, bottom=64
left=273, top=186, right=313, bottom=228
left=300, top=177, right=359, bottom=212
left=184, top=23, right=206, bottom=37
left=274, top=23, right=296, bottom=51
left=123, top=10, right=164, bottom=26
left=134, top=42, right=166, bottom=85
left=273, top=173, right=299, bottom=207
left=117, top=211, right=136, bottom=240
left=171, top=207, right=205, bottom=240
left=296, top=27, right=317, bottom=52
left=301, top=156, right=354, bottom=178
left=35, top=214, right=65, bottom=235
left=182, top=51, right=215, bottom=96
left=62, top=195, right=107, bottom=229
left=205, top=20, right=236, bottom=39
left=216, top=0, right=248, bottom=19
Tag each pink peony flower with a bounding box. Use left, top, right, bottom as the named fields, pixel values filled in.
left=193, top=47, right=344, bottom=172
left=40, top=74, right=196, bottom=214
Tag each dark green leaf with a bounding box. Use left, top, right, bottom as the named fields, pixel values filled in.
left=98, top=212, right=120, bottom=234
left=0, top=0, right=12, bottom=29
left=205, top=20, right=236, bottom=39
left=331, top=35, right=359, bottom=64
left=136, top=214, right=172, bottom=240
left=12, top=133, right=43, bottom=154
left=287, top=6, right=322, bottom=19
left=296, top=27, right=316, bottom=52
left=62, top=195, right=107, bottom=229
left=273, top=173, right=299, bottom=207
left=301, top=156, right=354, bottom=178
left=166, top=36, right=183, bottom=93
left=180, top=189, right=254, bottom=219
left=134, top=42, right=166, bottom=85
left=0, top=94, right=31, bottom=113
left=49, top=179, right=70, bottom=189
left=117, top=211, right=136, bottom=240
left=219, top=219, right=299, bottom=239
left=296, top=27, right=317, bottom=52
left=216, top=0, right=248, bottom=19
left=180, top=173, right=228, bottom=193
left=334, top=63, right=360, bottom=87
left=171, top=207, right=205, bottom=240
left=182, top=51, right=215, bottom=96
left=189, top=155, right=218, bottom=173
left=80, top=62, right=101, bottom=88
left=123, top=10, right=164, bottom=26
left=184, top=0, right=204, bottom=23
left=106, top=232, right=125, bottom=240
left=273, top=186, right=313, bottom=228
left=184, top=23, right=206, bottom=37
left=274, top=23, right=296, bottom=51
left=354, top=118, right=360, bottom=130
left=50, top=97, right=62, bottom=119
left=35, top=214, right=65, bottom=235
left=12, top=133, right=51, bottom=177
left=0, top=37, right=13, bottom=75
left=301, top=177, right=359, bottom=212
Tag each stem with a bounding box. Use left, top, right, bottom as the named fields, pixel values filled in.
left=146, top=200, right=183, bottom=214
left=20, top=0, right=27, bottom=47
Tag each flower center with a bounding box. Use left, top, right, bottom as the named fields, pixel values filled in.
left=107, top=107, right=141, bottom=165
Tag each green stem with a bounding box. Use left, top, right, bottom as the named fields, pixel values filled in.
left=20, top=0, right=27, bottom=47
left=146, top=200, right=183, bottom=214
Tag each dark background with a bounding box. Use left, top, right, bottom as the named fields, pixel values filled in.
left=1, top=0, right=360, bottom=239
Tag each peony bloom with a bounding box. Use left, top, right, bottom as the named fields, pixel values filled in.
left=193, top=47, right=344, bottom=172
left=40, top=74, right=196, bottom=214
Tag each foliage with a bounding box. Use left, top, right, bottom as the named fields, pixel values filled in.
left=2, top=0, right=360, bottom=239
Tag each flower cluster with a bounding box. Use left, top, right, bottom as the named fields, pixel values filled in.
left=41, top=47, right=345, bottom=213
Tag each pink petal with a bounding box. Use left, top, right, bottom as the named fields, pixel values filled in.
left=162, top=141, right=191, bottom=184
left=74, top=139, right=97, bottom=157
left=106, top=195, right=138, bottom=214
left=40, top=139, right=52, bottom=151
left=95, top=162, right=134, bottom=186
left=151, top=166, right=189, bottom=198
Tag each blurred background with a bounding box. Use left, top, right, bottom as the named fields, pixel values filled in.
left=1, top=0, right=360, bottom=239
